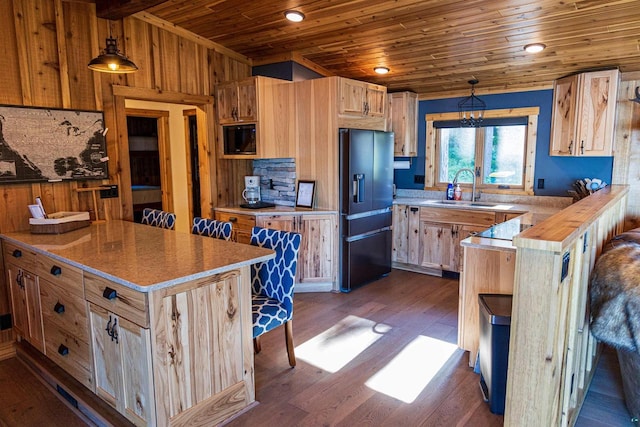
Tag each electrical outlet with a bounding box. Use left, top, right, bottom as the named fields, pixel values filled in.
left=414, top=175, right=425, bottom=184
left=100, top=185, right=118, bottom=199
left=537, top=178, right=545, bottom=189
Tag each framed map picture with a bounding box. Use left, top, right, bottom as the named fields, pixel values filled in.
left=0, top=105, right=108, bottom=183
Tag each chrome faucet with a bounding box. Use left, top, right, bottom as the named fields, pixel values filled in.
left=452, top=168, right=479, bottom=202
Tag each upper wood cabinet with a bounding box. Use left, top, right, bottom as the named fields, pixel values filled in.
left=217, top=79, right=258, bottom=123
left=550, top=69, right=619, bottom=156
left=389, top=92, right=418, bottom=156
left=339, top=78, right=387, bottom=118
left=216, top=76, right=295, bottom=159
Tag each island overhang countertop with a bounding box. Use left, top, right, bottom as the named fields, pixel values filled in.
left=1, top=220, right=275, bottom=292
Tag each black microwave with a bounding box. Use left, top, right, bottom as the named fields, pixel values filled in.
left=222, top=124, right=256, bottom=155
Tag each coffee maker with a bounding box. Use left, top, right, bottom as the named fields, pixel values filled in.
left=242, top=176, right=260, bottom=204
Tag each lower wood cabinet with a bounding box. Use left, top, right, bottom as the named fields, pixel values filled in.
left=392, top=204, right=510, bottom=274
left=256, top=213, right=337, bottom=291
left=214, top=211, right=256, bottom=244
left=6, top=262, right=44, bottom=352
left=89, top=304, right=154, bottom=427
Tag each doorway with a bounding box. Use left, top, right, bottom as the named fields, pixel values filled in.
left=184, top=110, right=201, bottom=218
left=126, top=109, right=173, bottom=223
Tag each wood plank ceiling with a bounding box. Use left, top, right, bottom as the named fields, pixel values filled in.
left=130, top=0, right=640, bottom=98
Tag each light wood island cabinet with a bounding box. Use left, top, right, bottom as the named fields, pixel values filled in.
left=549, top=69, right=619, bottom=156
left=1, top=221, right=274, bottom=426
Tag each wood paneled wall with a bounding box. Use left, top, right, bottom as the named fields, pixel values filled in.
left=613, top=72, right=640, bottom=230
left=0, top=0, right=251, bottom=234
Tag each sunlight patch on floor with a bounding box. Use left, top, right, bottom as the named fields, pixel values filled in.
left=296, top=315, right=392, bottom=373
left=365, top=335, right=458, bottom=403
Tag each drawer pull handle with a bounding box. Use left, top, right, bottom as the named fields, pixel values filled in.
left=58, top=344, right=69, bottom=356
left=410, top=207, right=419, bottom=212
left=54, top=302, right=65, bottom=314
left=12, top=249, right=22, bottom=258
left=102, top=287, right=117, bottom=300
left=228, top=217, right=238, bottom=223
left=50, top=265, right=62, bottom=276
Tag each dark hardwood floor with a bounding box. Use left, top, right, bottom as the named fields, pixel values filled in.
left=0, top=270, right=633, bottom=426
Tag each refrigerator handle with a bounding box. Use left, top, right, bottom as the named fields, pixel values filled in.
left=353, top=174, right=365, bottom=203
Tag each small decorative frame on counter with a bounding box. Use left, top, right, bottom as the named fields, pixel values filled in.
left=296, top=180, right=315, bottom=208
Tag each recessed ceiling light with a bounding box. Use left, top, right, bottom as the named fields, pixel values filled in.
left=285, top=10, right=305, bottom=22
left=374, top=67, right=390, bottom=74
left=524, top=43, right=546, bottom=53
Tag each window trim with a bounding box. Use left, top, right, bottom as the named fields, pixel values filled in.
left=425, top=107, right=539, bottom=195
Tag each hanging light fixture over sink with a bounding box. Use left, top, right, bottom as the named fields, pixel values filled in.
left=458, top=79, right=486, bottom=127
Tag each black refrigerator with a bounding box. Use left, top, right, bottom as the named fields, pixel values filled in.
left=339, top=128, right=394, bottom=292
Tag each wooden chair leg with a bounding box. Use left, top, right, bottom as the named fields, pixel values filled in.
left=254, top=337, right=261, bottom=354
left=284, top=321, right=296, bottom=367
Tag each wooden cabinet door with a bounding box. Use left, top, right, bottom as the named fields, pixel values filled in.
left=6, top=263, right=28, bottom=339
left=236, top=79, right=258, bottom=122
left=216, top=82, right=238, bottom=123
left=550, top=74, right=578, bottom=156
left=339, top=78, right=367, bottom=115
left=392, top=205, right=409, bottom=263
left=90, top=304, right=122, bottom=410
left=576, top=69, right=618, bottom=156
left=453, top=224, right=490, bottom=273
left=297, top=214, right=335, bottom=284
left=90, top=304, right=153, bottom=426
left=419, top=222, right=455, bottom=271
left=391, top=92, right=418, bottom=156
left=6, top=263, right=44, bottom=352
left=407, top=206, right=422, bottom=265
left=365, top=84, right=387, bottom=117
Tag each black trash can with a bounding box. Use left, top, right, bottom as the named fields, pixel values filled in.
left=478, top=293, right=512, bottom=415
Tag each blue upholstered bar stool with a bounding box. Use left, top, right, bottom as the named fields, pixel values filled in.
left=191, top=217, right=232, bottom=241
left=141, top=208, right=176, bottom=230
left=250, top=226, right=302, bottom=367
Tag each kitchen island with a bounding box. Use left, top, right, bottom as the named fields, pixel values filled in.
left=1, top=220, right=274, bottom=426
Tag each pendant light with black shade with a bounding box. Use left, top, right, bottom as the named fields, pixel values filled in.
left=88, top=22, right=138, bottom=74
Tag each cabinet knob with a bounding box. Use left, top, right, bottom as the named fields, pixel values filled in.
left=54, top=302, right=65, bottom=314
left=16, top=271, right=24, bottom=289
left=228, top=217, right=237, bottom=223
left=12, top=249, right=22, bottom=258
left=410, top=207, right=419, bottom=212
left=102, top=287, right=117, bottom=300
left=50, top=265, right=62, bottom=276
left=58, top=344, right=69, bottom=356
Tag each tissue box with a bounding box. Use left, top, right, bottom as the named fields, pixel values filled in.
left=29, top=211, right=91, bottom=234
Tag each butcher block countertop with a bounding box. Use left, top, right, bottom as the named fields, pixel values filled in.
left=1, top=220, right=274, bottom=292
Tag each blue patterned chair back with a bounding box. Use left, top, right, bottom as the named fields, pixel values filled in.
left=250, top=227, right=302, bottom=318
left=141, top=208, right=176, bottom=230
left=191, top=217, right=232, bottom=241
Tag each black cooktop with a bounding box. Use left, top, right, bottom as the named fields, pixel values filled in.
left=240, top=201, right=276, bottom=209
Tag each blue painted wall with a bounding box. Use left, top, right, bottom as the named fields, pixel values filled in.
left=394, top=90, right=614, bottom=196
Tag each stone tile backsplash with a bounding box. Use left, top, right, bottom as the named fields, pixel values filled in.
left=253, top=158, right=296, bottom=206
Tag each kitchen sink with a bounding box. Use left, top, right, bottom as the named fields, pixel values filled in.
left=420, top=199, right=511, bottom=209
